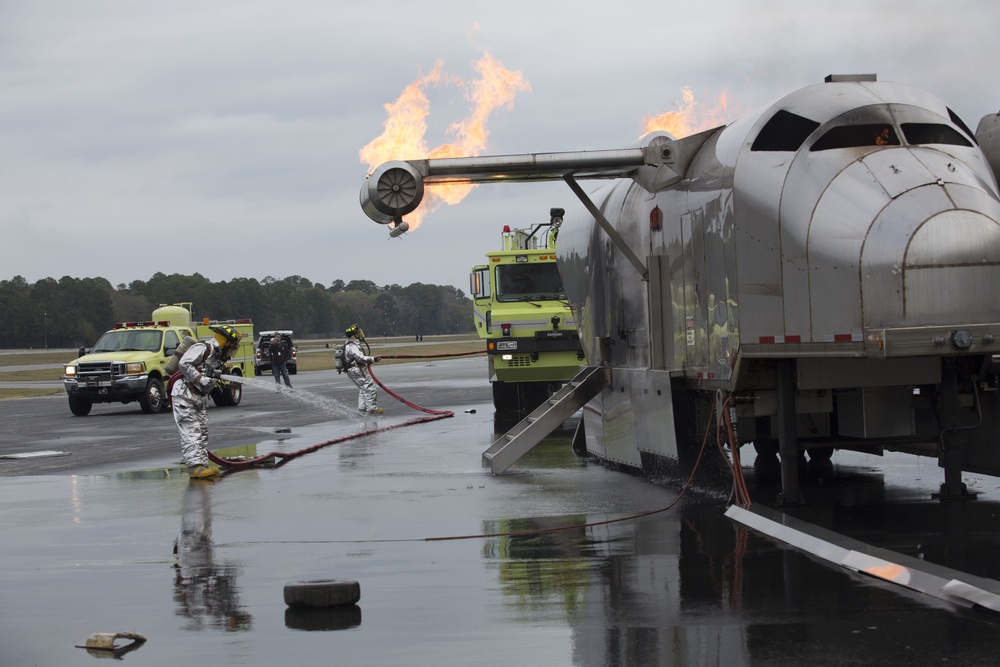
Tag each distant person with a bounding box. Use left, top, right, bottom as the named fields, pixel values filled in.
left=269, top=334, right=292, bottom=388
left=343, top=323, right=382, bottom=414
left=171, top=325, right=242, bottom=479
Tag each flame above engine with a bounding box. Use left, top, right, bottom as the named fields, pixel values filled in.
left=641, top=86, right=734, bottom=138
left=359, top=52, right=531, bottom=231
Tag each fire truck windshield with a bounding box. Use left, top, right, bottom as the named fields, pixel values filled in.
left=496, top=263, right=565, bottom=302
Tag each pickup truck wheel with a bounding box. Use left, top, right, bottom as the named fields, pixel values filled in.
left=68, top=395, right=93, bottom=416
left=139, top=377, right=166, bottom=414
left=211, top=388, right=226, bottom=407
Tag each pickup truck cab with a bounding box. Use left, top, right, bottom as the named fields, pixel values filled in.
left=63, top=320, right=196, bottom=415
left=62, top=303, right=255, bottom=416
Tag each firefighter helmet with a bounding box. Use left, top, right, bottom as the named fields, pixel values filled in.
left=209, top=324, right=242, bottom=360
left=345, top=323, right=363, bottom=339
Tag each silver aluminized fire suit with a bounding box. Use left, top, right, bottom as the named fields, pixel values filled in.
left=344, top=338, right=380, bottom=412
left=171, top=339, right=222, bottom=468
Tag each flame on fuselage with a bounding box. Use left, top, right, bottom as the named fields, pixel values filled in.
left=359, top=51, right=531, bottom=230
left=641, top=86, right=734, bottom=138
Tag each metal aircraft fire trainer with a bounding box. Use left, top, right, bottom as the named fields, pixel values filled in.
left=361, top=74, right=1000, bottom=505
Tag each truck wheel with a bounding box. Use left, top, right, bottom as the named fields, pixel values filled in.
left=222, top=370, right=243, bottom=406
left=68, top=395, right=93, bottom=417
left=139, top=377, right=166, bottom=414
left=492, top=381, right=519, bottom=412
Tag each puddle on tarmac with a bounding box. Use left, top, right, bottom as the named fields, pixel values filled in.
left=3, top=412, right=1000, bottom=666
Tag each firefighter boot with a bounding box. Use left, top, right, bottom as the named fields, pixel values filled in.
left=188, top=464, right=220, bottom=479
left=370, top=408, right=384, bottom=415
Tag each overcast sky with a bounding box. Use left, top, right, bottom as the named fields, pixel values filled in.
left=2, top=0, right=998, bottom=295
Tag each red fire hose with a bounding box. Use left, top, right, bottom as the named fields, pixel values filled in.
left=207, top=349, right=483, bottom=473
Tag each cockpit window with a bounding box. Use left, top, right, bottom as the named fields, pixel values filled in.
left=901, top=122, right=973, bottom=147
left=751, top=110, right=820, bottom=152
left=947, top=108, right=977, bottom=144
left=810, top=124, right=900, bottom=151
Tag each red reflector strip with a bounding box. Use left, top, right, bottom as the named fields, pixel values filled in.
left=758, top=335, right=801, bottom=344
left=760, top=333, right=862, bottom=344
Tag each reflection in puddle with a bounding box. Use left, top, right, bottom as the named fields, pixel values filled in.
left=173, top=481, right=252, bottom=631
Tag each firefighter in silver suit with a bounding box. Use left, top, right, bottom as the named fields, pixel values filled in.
left=344, top=323, right=383, bottom=414
left=171, top=324, right=242, bottom=479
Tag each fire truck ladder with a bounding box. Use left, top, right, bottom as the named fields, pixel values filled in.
left=482, top=366, right=611, bottom=474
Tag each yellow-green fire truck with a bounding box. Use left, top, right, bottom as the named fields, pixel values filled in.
left=62, top=302, right=254, bottom=416
left=469, top=208, right=584, bottom=411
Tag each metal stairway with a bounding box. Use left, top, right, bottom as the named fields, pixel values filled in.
left=482, top=366, right=611, bottom=474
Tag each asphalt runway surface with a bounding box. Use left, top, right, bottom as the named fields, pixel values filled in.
left=3, top=356, right=1000, bottom=666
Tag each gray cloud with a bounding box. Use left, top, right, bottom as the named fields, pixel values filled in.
left=1, top=0, right=998, bottom=293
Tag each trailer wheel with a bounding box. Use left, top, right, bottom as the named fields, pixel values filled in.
left=68, top=395, right=93, bottom=417
left=139, top=377, right=166, bottom=414
left=807, top=447, right=833, bottom=462
left=284, top=579, right=360, bottom=608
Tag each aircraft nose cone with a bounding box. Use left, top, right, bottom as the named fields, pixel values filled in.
left=864, top=192, right=1000, bottom=325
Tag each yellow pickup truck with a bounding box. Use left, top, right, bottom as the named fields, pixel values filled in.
left=62, top=303, right=254, bottom=416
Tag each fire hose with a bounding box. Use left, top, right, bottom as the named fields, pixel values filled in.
left=206, top=349, right=485, bottom=473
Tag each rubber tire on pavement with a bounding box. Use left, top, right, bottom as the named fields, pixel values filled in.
left=222, top=370, right=242, bottom=406
left=139, top=377, right=166, bottom=414
left=211, top=387, right=226, bottom=408
left=68, top=395, right=93, bottom=417
left=284, top=579, right=361, bottom=608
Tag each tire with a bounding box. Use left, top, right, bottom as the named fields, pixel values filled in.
left=284, top=579, right=360, bottom=608
left=210, top=387, right=226, bottom=407
left=807, top=446, right=834, bottom=462
left=753, top=439, right=780, bottom=457
left=68, top=395, right=93, bottom=417
left=492, top=381, right=519, bottom=412
left=139, top=377, right=166, bottom=414
left=289, top=365, right=297, bottom=375
left=222, top=370, right=243, bottom=407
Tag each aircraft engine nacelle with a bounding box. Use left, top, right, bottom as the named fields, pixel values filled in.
left=360, top=161, right=425, bottom=225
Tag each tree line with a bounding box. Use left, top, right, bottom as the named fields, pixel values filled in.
left=0, top=273, right=474, bottom=349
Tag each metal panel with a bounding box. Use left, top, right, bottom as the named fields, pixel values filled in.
left=837, top=386, right=914, bottom=438
left=619, top=368, right=677, bottom=459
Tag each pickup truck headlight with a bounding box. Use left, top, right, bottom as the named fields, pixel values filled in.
left=64, top=365, right=76, bottom=377
left=125, top=362, right=145, bottom=375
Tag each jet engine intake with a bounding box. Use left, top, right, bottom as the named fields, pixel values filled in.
left=360, top=161, right=425, bottom=224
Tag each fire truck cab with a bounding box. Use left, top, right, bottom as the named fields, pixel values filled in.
left=470, top=209, right=584, bottom=411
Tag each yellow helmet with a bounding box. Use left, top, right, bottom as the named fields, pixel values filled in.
left=209, top=324, right=242, bottom=359
left=345, top=323, right=364, bottom=340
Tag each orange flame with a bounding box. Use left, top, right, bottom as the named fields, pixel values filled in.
left=641, top=87, right=734, bottom=139
left=360, top=51, right=531, bottom=230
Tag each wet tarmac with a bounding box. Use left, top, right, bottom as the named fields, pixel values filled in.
left=3, top=357, right=1000, bottom=665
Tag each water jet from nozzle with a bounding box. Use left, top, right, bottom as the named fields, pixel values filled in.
left=389, top=220, right=409, bottom=238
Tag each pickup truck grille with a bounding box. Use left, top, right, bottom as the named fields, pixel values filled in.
left=77, top=361, right=128, bottom=381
